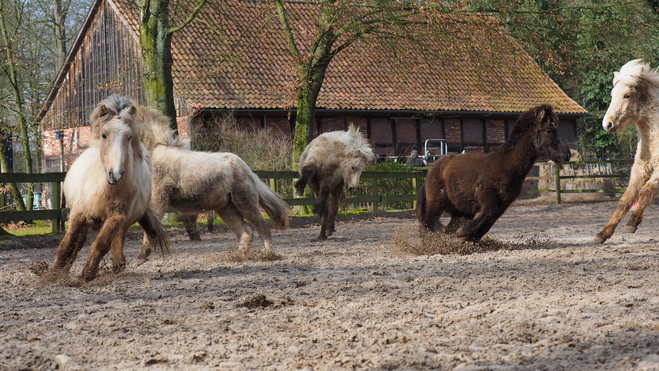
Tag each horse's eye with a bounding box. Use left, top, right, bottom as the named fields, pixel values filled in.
left=352, top=166, right=356, bottom=171
left=624, top=93, right=630, bottom=98
left=127, top=135, right=132, bottom=141
left=101, top=133, right=107, bottom=139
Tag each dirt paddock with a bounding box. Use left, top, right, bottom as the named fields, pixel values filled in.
left=2, top=200, right=659, bottom=370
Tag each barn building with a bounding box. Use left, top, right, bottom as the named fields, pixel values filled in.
left=37, top=0, right=587, bottom=172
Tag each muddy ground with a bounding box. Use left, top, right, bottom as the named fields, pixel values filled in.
left=1, top=199, right=659, bottom=370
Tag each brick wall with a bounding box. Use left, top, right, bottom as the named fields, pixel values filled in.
left=444, top=119, right=461, bottom=143
left=486, top=119, right=506, bottom=143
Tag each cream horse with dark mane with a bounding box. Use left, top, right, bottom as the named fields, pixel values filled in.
left=46, top=95, right=170, bottom=281
left=136, top=106, right=289, bottom=262
left=595, top=59, right=659, bottom=243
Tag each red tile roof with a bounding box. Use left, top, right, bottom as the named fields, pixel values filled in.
left=111, top=0, right=586, bottom=114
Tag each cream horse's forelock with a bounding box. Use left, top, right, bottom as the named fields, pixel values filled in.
left=613, top=59, right=659, bottom=88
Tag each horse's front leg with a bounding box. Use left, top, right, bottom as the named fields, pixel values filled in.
left=46, top=214, right=89, bottom=278
left=624, top=173, right=659, bottom=233
left=595, top=171, right=646, bottom=243
left=110, top=226, right=130, bottom=273
left=81, top=215, right=124, bottom=281
left=445, top=215, right=468, bottom=234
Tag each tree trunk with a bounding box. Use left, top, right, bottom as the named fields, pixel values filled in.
left=138, top=0, right=178, bottom=133
left=0, top=131, right=25, bottom=212
left=52, top=0, right=68, bottom=67
left=0, top=0, right=30, bottom=211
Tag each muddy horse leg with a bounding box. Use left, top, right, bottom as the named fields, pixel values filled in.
left=456, top=192, right=502, bottom=241
left=110, top=226, right=130, bottom=273
left=418, top=187, right=447, bottom=233
left=595, top=172, right=645, bottom=243
left=47, top=213, right=88, bottom=276
left=316, top=185, right=332, bottom=240
left=81, top=215, right=125, bottom=281
left=325, top=186, right=344, bottom=237
left=624, top=173, right=659, bottom=233
left=180, top=213, right=201, bottom=241
left=230, top=184, right=274, bottom=251
left=138, top=203, right=167, bottom=264
left=216, top=203, right=254, bottom=254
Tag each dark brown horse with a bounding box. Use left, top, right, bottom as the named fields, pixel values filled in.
left=416, top=104, right=571, bottom=241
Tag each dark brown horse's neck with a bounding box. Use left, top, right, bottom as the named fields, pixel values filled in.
left=505, top=136, right=540, bottom=178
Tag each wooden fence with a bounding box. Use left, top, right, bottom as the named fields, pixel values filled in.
left=0, top=161, right=632, bottom=232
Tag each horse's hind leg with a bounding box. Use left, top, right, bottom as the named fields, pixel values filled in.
left=456, top=193, right=501, bottom=241
left=419, top=191, right=446, bottom=233
left=180, top=213, right=201, bottom=241
left=325, top=186, right=344, bottom=237
left=623, top=175, right=659, bottom=233
left=216, top=204, right=254, bottom=253
left=81, top=215, right=124, bottom=281
left=595, top=172, right=646, bottom=243
left=315, top=184, right=332, bottom=240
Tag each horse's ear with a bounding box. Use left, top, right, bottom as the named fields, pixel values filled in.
left=126, top=106, right=137, bottom=117
left=97, top=104, right=109, bottom=118
left=535, top=107, right=546, bottom=123
left=352, top=149, right=361, bottom=158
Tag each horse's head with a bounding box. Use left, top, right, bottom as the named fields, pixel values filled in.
left=532, top=105, right=571, bottom=163
left=341, top=149, right=372, bottom=192
left=603, top=59, right=658, bottom=133
left=91, top=95, right=140, bottom=185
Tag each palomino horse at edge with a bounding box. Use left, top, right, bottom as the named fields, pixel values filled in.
left=595, top=59, right=659, bottom=243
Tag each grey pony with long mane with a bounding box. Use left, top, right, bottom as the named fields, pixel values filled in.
left=294, top=124, right=374, bottom=240
left=136, top=106, right=289, bottom=261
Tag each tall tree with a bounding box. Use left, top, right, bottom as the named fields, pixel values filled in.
left=274, top=0, right=419, bottom=169
left=0, top=0, right=32, bottom=210
left=137, top=0, right=206, bottom=132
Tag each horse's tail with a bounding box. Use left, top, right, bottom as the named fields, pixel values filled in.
left=139, top=205, right=171, bottom=256
left=250, top=172, right=290, bottom=230
left=415, top=183, right=427, bottom=221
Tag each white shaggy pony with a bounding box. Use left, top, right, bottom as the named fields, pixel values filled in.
left=136, top=106, right=290, bottom=261
left=46, top=95, right=170, bottom=282
left=294, top=124, right=374, bottom=240
left=595, top=59, right=659, bottom=243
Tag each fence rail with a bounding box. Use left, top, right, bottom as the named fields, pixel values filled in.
left=0, top=161, right=632, bottom=230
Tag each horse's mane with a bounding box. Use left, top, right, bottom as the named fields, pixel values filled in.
left=495, top=104, right=556, bottom=154
left=135, top=105, right=190, bottom=151
left=614, top=59, right=659, bottom=89
left=345, top=124, right=375, bottom=162
left=89, top=95, right=137, bottom=145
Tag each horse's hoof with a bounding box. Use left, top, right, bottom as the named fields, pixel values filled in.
left=623, top=225, right=638, bottom=234
left=593, top=234, right=607, bottom=244
left=136, top=257, right=148, bottom=266
left=112, top=263, right=126, bottom=274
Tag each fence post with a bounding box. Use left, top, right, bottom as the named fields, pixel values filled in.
left=51, top=181, right=61, bottom=233
left=371, top=176, right=379, bottom=212
left=554, top=162, right=562, bottom=205
left=412, top=176, right=417, bottom=209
